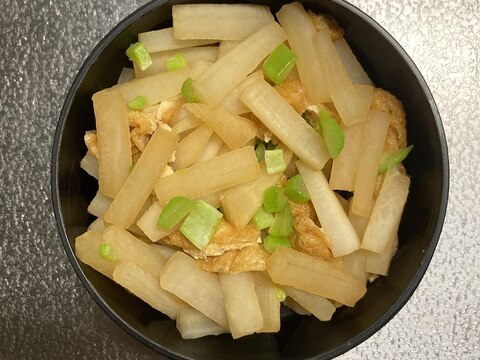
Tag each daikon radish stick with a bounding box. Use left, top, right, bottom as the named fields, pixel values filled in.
left=155, top=146, right=260, bottom=205
left=173, top=125, right=213, bottom=169
left=173, top=4, right=274, bottom=41
left=284, top=297, right=310, bottom=315
left=241, top=79, right=330, bottom=170
left=219, top=272, right=263, bottom=339
left=171, top=113, right=203, bottom=135
left=151, top=244, right=177, bottom=261
left=80, top=152, right=99, bottom=179
left=138, top=27, right=216, bottom=53
left=352, top=110, right=390, bottom=217
left=218, top=40, right=240, bottom=57
left=266, top=248, right=366, bottom=307
left=92, top=90, right=131, bottom=198
left=176, top=307, right=228, bottom=339
left=136, top=201, right=177, bottom=242
left=362, top=167, right=410, bottom=253
left=113, top=261, right=184, bottom=319
left=283, top=286, right=336, bottom=321
left=349, top=204, right=370, bottom=239
left=109, top=66, right=191, bottom=106
left=196, top=133, right=225, bottom=163
left=87, top=217, right=108, bottom=233
left=365, top=235, right=398, bottom=275
left=253, top=272, right=281, bottom=333
left=103, top=225, right=169, bottom=276
left=218, top=70, right=264, bottom=115
left=297, top=160, right=360, bottom=257
left=342, top=250, right=368, bottom=284
left=134, top=46, right=219, bottom=78
left=221, top=160, right=287, bottom=229
left=197, top=190, right=224, bottom=209
left=329, top=121, right=365, bottom=191
left=160, top=252, right=229, bottom=329
left=117, top=67, right=135, bottom=84
left=276, top=2, right=330, bottom=103
left=87, top=191, right=112, bottom=218
left=184, top=103, right=257, bottom=149
left=75, top=230, right=115, bottom=279
left=193, top=22, right=286, bottom=105
left=313, top=30, right=371, bottom=126
left=334, top=37, right=373, bottom=85
left=104, top=128, right=177, bottom=228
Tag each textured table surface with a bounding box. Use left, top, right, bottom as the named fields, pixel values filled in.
left=0, top=0, right=478, bottom=359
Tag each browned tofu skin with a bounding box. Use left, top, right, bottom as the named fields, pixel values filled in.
left=274, top=78, right=309, bottom=114
left=307, top=10, right=344, bottom=41
left=84, top=130, right=98, bottom=158
left=371, top=88, right=407, bottom=153
left=164, top=220, right=260, bottom=260
left=292, top=215, right=334, bottom=262
left=289, top=201, right=317, bottom=222
left=197, top=245, right=270, bottom=273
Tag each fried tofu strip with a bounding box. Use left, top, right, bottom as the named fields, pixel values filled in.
left=198, top=245, right=269, bottom=273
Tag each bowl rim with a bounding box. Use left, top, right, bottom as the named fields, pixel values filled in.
left=51, top=0, right=449, bottom=359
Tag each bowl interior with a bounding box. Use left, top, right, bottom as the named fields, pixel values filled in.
left=52, top=0, right=448, bottom=359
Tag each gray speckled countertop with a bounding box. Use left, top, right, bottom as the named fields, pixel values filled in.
left=0, top=0, right=478, bottom=359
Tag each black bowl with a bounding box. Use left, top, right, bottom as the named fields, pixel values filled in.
left=51, top=0, right=449, bottom=359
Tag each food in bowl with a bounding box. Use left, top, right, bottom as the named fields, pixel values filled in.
left=75, top=2, right=413, bottom=340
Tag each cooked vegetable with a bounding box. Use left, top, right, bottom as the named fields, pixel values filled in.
left=138, top=27, right=215, bottom=53
left=80, top=152, right=99, bottom=179
left=181, top=77, right=199, bottom=103
left=263, top=43, right=297, bottom=85
left=282, top=286, right=336, bottom=321
left=241, top=79, right=330, bottom=171
left=98, top=243, right=117, bottom=261
left=264, top=149, right=287, bottom=174
left=92, top=90, right=132, bottom=198
left=157, top=196, right=196, bottom=230
left=173, top=4, right=274, bottom=41
left=378, top=145, right=413, bottom=174
left=217, top=70, right=264, bottom=115
left=87, top=191, right=112, bottom=218
left=268, top=205, right=294, bottom=237
left=333, top=37, right=373, bottom=85
left=104, top=128, right=178, bottom=228
left=263, top=186, right=288, bottom=213
left=365, top=235, right=398, bottom=275
left=160, top=252, right=230, bottom=329
left=284, top=174, right=310, bottom=203
left=127, top=95, right=148, bottom=110
left=166, top=52, right=187, bottom=71
left=126, top=42, right=152, bottom=71
left=251, top=206, right=274, bottom=230
left=173, top=125, right=213, bottom=168
left=75, top=230, right=115, bottom=279
left=137, top=201, right=177, bottom=242
left=253, top=272, right=281, bottom=333
left=180, top=200, right=223, bottom=251
left=263, top=235, right=292, bottom=254
left=176, top=307, right=227, bottom=339
left=316, top=109, right=345, bottom=159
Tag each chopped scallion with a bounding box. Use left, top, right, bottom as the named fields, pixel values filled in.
left=275, top=288, right=286, bottom=302
left=316, top=110, right=345, bottom=159
left=268, top=204, right=294, bottom=237
left=126, top=42, right=152, bottom=71
left=378, top=145, right=414, bottom=174
left=251, top=206, right=274, bottom=230
left=263, top=44, right=297, bottom=85
left=98, top=243, right=117, bottom=261
left=265, top=149, right=287, bottom=175
left=181, top=77, right=199, bottom=103
left=263, top=186, right=288, bottom=213
left=255, top=141, right=266, bottom=162
left=166, top=52, right=187, bottom=71
left=180, top=200, right=223, bottom=251
left=284, top=174, right=311, bottom=203
left=127, top=95, right=148, bottom=110
left=263, top=234, right=292, bottom=254
left=157, top=196, right=196, bottom=230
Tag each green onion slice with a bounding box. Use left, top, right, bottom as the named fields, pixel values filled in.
left=275, top=288, right=286, bottom=302
left=316, top=110, right=345, bottom=159
left=180, top=200, right=223, bottom=251
left=284, top=174, right=311, bottom=203
left=127, top=95, right=148, bottom=110
left=98, top=243, right=117, bottom=261
left=263, top=234, right=292, bottom=254
left=265, top=149, right=287, bottom=175
left=378, top=145, right=414, bottom=174
left=268, top=204, right=294, bottom=237
left=251, top=206, right=274, bottom=230
left=166, top=52, right=187, bottom=71
left=255, top=141, right=266, bottom=162
left=263, top=44, right=297, bottom=85
left=126, top=42, right=152, bottom=71
left=263, top=186, right=288, bottom=213
left=181, top=77, right=199, bottom=103
left=157, top=196, right=196, bottom=230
